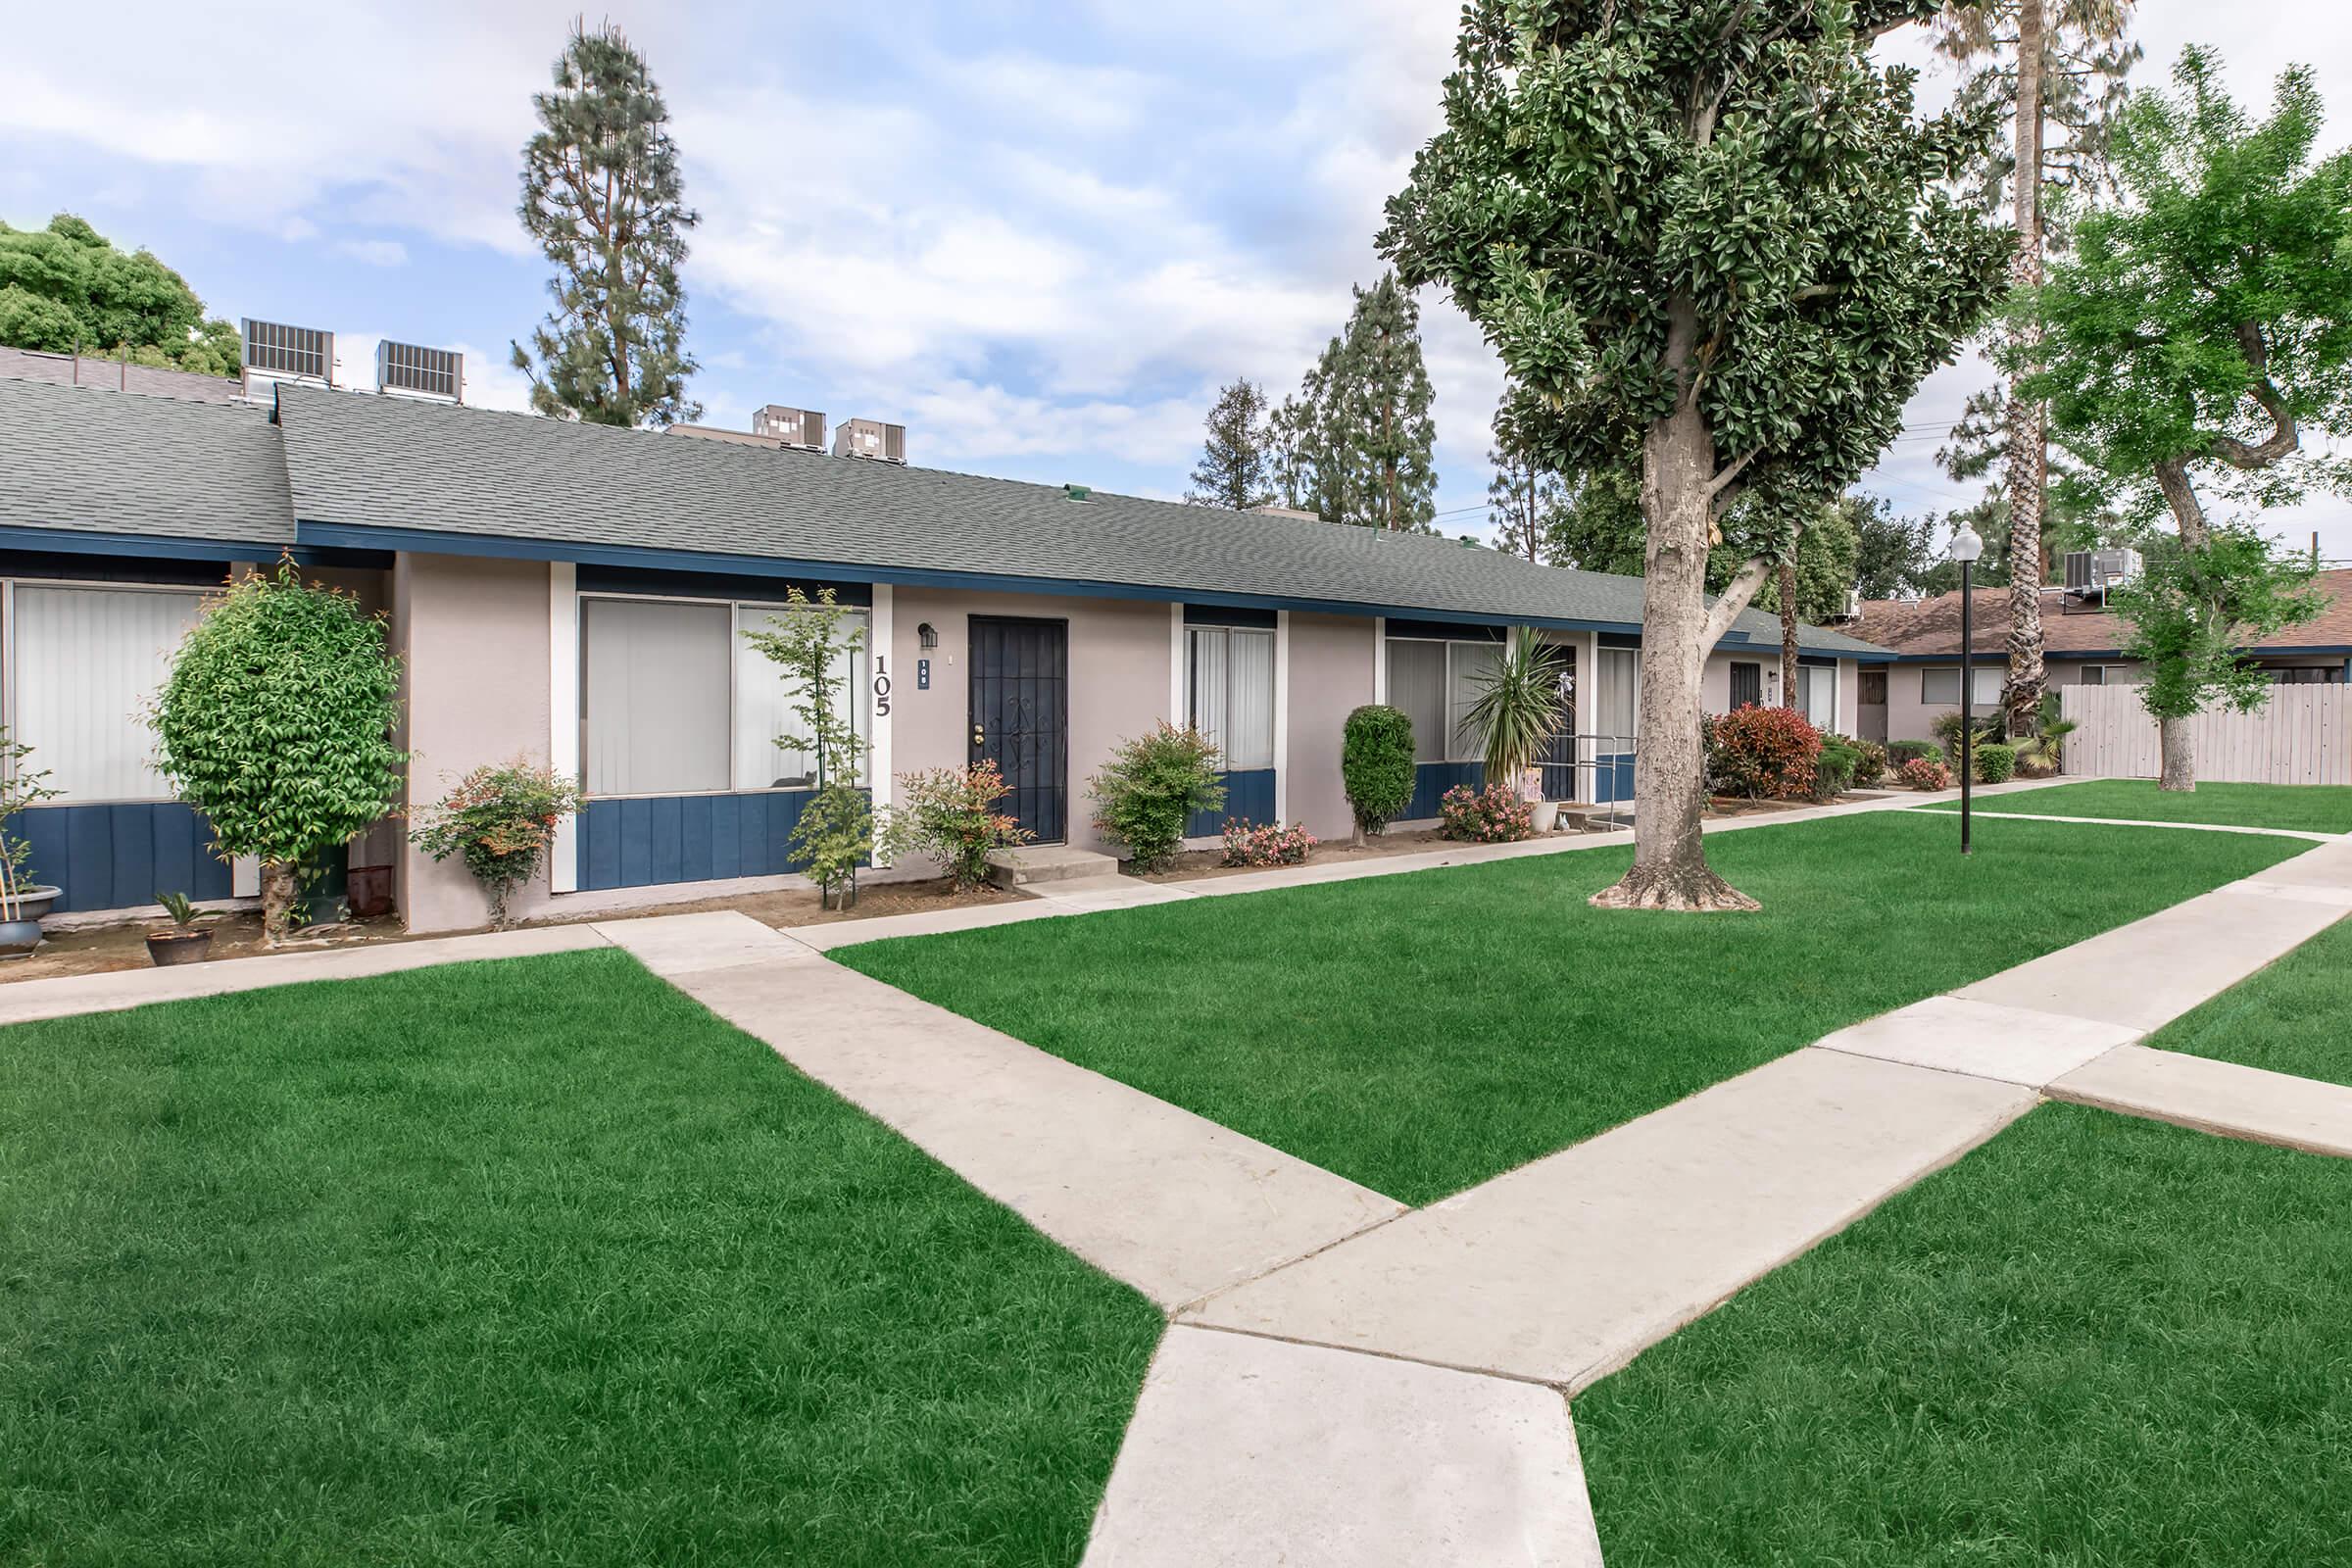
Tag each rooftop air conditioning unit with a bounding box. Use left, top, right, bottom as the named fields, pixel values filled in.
left=1838, top=588, right=1863, bottom=621
left=241, top=318, right=334, bottom=396
left=375, top=339, right=463, bottom=403
left=833, top=416, right=906, bottom=464
left=2064, top=547, right=2142, bottom=600
left=752, top=405, right=825, bottom=449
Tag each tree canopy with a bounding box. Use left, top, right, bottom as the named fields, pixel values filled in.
left=1186, top=378, right=1276, bottom=509
left=512, top=21, right=702, bottom=427
left=1270, top=273, right=1438, bottom=530
left=0, top=215, right=238, bottom=376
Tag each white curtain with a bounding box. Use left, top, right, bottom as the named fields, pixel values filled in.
left=1187, top=626, right=1229, bottom=754
left=12, top=585, right=206, bottom=801
left=1799, top=665, right=1838, bottom=729
left=1225, top=629, right=1274, bottom=769
left=1387, top=640, right=1447, bottom=763
left=583, top=598, right=730, bottom=795
left=735, top=607, right=866, bottom=790
left=1595, top=649, right=1639, bottom=745
left=1446, top=642, right=1502, bottom=761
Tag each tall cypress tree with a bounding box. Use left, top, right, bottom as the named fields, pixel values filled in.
left=1273, top=273, right=1439, bottom=530
left=1185, top=379, right=1276, bottom=509
left=511, top=21, right=702, bottom=427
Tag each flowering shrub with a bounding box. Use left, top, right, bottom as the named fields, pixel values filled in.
left=1704, top=706, right=1825, bottom=800
left=1848, top=738, right=1890, bottom=790
left=1899, top=756, right=1954, bottom=791
left=410, top=760, right=583, bottom=927
left=1220, top=819, right=1317, bottom=867
left=1438, top=783, right=1536, bottom=843
left=898, top=761, right=1030, bottom=891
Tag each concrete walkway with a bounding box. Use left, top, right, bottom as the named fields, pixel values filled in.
left=596, top=912, right=1404, bottom=1310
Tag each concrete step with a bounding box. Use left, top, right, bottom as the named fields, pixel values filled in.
left=987, top=844, right=1122, bottom=887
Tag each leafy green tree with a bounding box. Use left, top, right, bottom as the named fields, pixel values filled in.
left=151, top=564, right=406, bottom=943
left=511, top=21, right=701, bottom=427
left=1932, top=0, right=2141, bottom=736
left=1487, top=420, right=1565, bottom=561
left=1384, top=0, right=2008, bottom=908
left=0, top=215, right=238, bottom=376
left=1847, top=493, right=1947, bottom=599
left=1274, top=274, right=1439, bottom=530
left=741, top=590, right=887, bottom=906
left=1186, top=378, right=1276, bottom=509
left=2019, top=47, right=2352, bottom=789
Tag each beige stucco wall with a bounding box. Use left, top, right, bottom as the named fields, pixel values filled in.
left=887, top=587, right=1174, bottom=854
left=1285, top=612, right=1378, bottom=840
left=395, top=552, right=554, bottom=931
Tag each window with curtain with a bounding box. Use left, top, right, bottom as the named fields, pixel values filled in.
left=1446, top=641, right=1502, bottom=760
left=735, top=605, right=868, bottom=789
left=1921, top=665, right=2002, bottom=706
left=1186, top=625, right=1274, bottom=771
left=11, top=584, right=207, bottom=802
left=1797, top=665, right=1837, bottom=729
left=1385, top=640, right=1448, bottom=763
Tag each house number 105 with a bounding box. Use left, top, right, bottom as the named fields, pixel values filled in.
left=873, top=656, right=892, bottom=716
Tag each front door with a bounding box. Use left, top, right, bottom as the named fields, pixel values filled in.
left=1730, top=661, right=1762, bottom=710
left=968, top=616, right=1069, bottom=843
left=1593, top=647, right=1639, bottom=804
left=1859, top=668, right=1888, bottom=743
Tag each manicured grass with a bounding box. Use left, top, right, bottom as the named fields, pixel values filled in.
left=1922, top=777, right=2352, bottom=833
left=2145, top=913, right=2352, bottom=1087
left=839, top=812, right=2299, bottom=1203
left=1574, top=1103, right=2352, bottom=1566
left=0, top=951, right=1160, bottom=1566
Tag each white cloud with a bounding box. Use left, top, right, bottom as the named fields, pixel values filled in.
left=336, top=239, right=409, bottom=268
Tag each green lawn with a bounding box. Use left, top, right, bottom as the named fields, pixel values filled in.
left=1574, top=1103, right=2352, bottom=1566
left=2144, top=913, right=2352, bottom=1087
left=839, top=812, right=2301, bottom=1203
left=1922, top=778, right=2352, bottom=833
left=0, top=950, right=1159, bottom=1567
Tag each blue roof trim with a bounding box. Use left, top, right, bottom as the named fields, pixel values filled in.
left=0, top=523, right=280, bottom=563
left=289, top=519, right=1901, bottom=659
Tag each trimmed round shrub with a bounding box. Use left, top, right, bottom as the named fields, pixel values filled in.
left=1087, top=722, right=1225, bottom=872
left=1343, top=705, right=1417, bottom=838
left=1887, top=739, right=1944, bottom=767
left=1900, top=756, right=1954, bottom=791
left=1813, top=736, right=1861, bottom=801
left=1704, top=705, right=1824, bottom=801
left=1438, top=783, right=1535, bottom=843
left=1974, top=742, right=2018, bottom=784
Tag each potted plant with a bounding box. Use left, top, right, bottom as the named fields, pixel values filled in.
left=146, top=891, right=220, bottom=965
left=1466, top=631, right=1569, bottom=832
left=0, top=726, right=64, bottom=957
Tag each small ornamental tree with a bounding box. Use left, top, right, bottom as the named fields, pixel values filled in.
left=151, top=564, right=405, bottom=942
left=742, top=589, right=886, bottom=907
left=1384, top=0, right=2009, bottom=908
left=410, top=760, right=584, bottom=928
left=1341, top=705, right=1417, bottom=845
left=2017, top=47, right=2352, bottom=790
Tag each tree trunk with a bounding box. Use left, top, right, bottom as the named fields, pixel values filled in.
left=259, top=859, right=299, bottom=945
left=1778, top=560, right=1800, bottom=709
left=1592, top=296, right=1762, bottom=913
left=2003, top=0, right=2049, bottom=742
left=2159, top=718, right=2196, bottom=793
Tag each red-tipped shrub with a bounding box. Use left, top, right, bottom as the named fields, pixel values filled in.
left=1704, top=705, right=1825, bottom=801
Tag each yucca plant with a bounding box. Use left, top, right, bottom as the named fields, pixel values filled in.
left=1467, top=631, right=1568, bottom=800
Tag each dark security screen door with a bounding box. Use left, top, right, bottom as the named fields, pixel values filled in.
left=969, top=616, right=1069, bottom=843
left=1730, top=662, right=1762, bottom=709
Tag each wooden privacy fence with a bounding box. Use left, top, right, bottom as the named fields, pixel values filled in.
left=2061, top=682, right=2352, bottom=784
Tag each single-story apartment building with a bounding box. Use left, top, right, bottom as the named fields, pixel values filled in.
left=0, top=370, right=1893, bottom=932
left=1849, top=575, right=2352, bottom=744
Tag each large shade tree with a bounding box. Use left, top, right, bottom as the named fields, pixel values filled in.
left=0, top=215, right=239, bottom=376
left=2020, top=47, right=2352, bottom=790
left=1384, top=0, right=2009, bottom=909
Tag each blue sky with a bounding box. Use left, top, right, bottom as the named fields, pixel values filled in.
left=6, top=1, right=2347, bottom=560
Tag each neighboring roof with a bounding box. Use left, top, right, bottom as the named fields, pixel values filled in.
left=0, top=374, right=293, bottom=550
left=0, top=345, right=245, bottom=405
left=274, top=385, right=1890, bottom=656
left=1853, top=571, right=2352, bottom=659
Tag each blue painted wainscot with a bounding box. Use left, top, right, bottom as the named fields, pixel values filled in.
left=1187, top=768, right=1278, bottom=839
left=1402, top=761, right=1485, bottom=822
left=578, top=789, right=869, bottom=892
left=22, top=803, right=233, bottom=914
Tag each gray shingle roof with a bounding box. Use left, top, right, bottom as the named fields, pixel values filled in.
left=0, top=345, right=248, bottom=405
left=275, top=386, right=1888, bottom=656
left=0, top=373, right=293, bottom=547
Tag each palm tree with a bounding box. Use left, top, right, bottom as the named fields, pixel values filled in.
left=1468, top=631, right=1569, bottom=800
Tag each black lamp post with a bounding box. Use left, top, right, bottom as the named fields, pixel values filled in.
left=1951, top=522, right=1985, bottom=856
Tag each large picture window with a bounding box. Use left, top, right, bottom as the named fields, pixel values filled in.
left=1921, top=665, right=2001, bottom=706
left=1386, top=636, right=1502, bottom=764
left=1796, top=664, right=1838, bottom=730
left=9, top=583, right=207, bottom=802
left=1186, top=624, right=1275, bottom=771
left=581, top=595, right=867, bottom=798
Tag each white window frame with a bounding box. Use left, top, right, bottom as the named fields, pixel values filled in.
left=577, top=588, right=870, bottom=801
left=1921, top=664, right=2001, bottom=707
left=0, top=574, right=213, bottom=805
left=1184, top=622, right=1277, bottom=772
left=1385, top=634, right=1506, bottom=764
